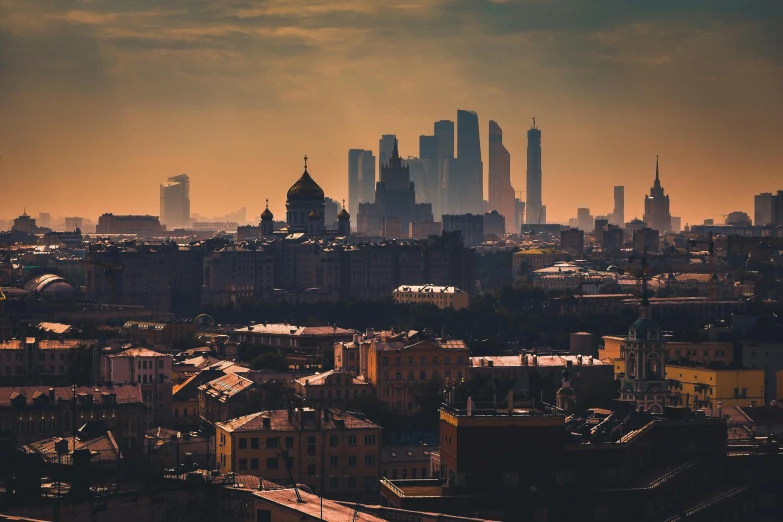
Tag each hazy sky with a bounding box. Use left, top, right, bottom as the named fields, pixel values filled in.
left=1, top=0, right=781, bottom=226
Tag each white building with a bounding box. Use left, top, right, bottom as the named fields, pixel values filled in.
left=102, top=348, right=173, bottom=429
left=392, top=284, right=470, bottom=310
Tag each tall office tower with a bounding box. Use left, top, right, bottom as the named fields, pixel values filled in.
left=348, top=149, right=363, bottom=215
left=358, top=150, right=376, bottom=206
left=488, top=121, right=515, bottom=232
left=379, top=135, right=397, bottom=170
left=755, top=192, right=774, bottom=226
left=515, top=199, right=526, bottom=232
left=160, top=174, right=191, bottom=229
left=405, top=157, right=431, bottom=204
left=455, top=110, right=484, bottom=215
left=38, top=213, right=51, bottom=229
left=434, top=120, right=455, bottom=215
left=576, top=208, right=593, bottom=231
left=612, top=186, right=625, bottom=226
left=642, top=156, right=672, bottom=233
left=526, top=118, right=543, bottom=224
left=64, top=217, right=83, bottom=231
left=419, top=135, right=439, bottom=214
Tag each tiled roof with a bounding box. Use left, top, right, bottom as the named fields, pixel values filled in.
left=237, top=323, right=357, bottom=337
left=110, top=347, right=168, bottom=358
left=381, top=445, right=434, bottom=464
left=217, top=408, right=380, bottom=433
left=37, top=322, right=73, bottom=335
left=0, top=384, right=143, bottom=405
left=24, top=433, right=121, bottom=464
left=471, top=354, right=610, bottom=367
left=39, top=339, right=97, bottom=349
left=295, top=370, right=368, bottom=387
left=181, top=355, right=222, bottom=368
left=199, top=373, right=255, bottom=400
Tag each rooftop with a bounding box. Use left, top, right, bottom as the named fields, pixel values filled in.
left=295, top=370, right=368, bottom=387
left=217, top=408, right=380, bottom=433
left=253, top=488, right=385, bottom=522
left=24, top=433, right=121, bottom=465
left=394, top=285, right=465, bottom=294
left=237, top=323, right=357, bottom=337
left=382, top=445, right=434, bottom=464
left=471, top=354, right=610, bottom=368
left=199, top=373, right=255, bottom=401
left=0, top=384, right=142, bottom=405
left=110, top=347, right=169, bottom=358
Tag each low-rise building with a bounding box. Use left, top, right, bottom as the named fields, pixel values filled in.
left=392, top=285, right=470, bottom=310
left=215, top=407, right=382, bottom=496
left=0, top=384, right=146, bottom=449
left=294, top=370, right=371, bottom=407
left=102, top=347, right=173, bottom=428
left=382, top=445, right=434, bottom=480
left=366, top=331, right=469, bottom=412
left=234, top=323, right=357, bottom=368
left=0, top=338, right=98, bottom=386
left=121, top=321, right=197, bottom=348
left=665, top=364, right=765, bottom=409
left=512, top=248, right=568, bottom=274
left=198, top=373, right=258, bottom=426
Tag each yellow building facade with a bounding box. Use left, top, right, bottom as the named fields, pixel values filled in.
left=665, top=365, right=765, bottom=409
left=215, top=408, right=381, bottom=495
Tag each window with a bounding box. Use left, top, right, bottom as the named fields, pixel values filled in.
left=307, top=436, right=316, bottom=456
left=174, top=408, right=179, bottom=417
left=432, top=356, right=439, bottom=364
left=286, top=437, right=294, bottom=449
left=307, top=464, right=316, bottom=476
left=408, top=357, right=413, bottom=365
left=348, top=476, right=357, bottom=488
left=329, top=456, right=338, bottom=468
left=364, top=455, right=375, bottom=466
left=364, top=476, right=376, bottom=488
left=348, top=435, right=356, bottom=446
left=239, top=458, right=248, bottom=470
left=364, top=434, right=376, bottom=446
left=251, top=458, right=259, bottom=470
left=402, top=468, right=408, bottom=478
left=266, top=457, right=279, bottom=469
left=239, top=438, right=247, bottom=450
left=382, top=357, right=389, bottom=366
left=158, top=360, right=164, bottom=369
left=330, top=435, right=338, bottom=447
left=266, top=437, right=279, bottom=449
left=420, top=357, right=426, bottom=365
left=395, top=372, right=402, bottom=380
left=420, top=372, right=427, bottom=381
left=348, top=455, right=357, bottom=466
left=251, top=437, right=259, bottom=449
left=395, top=357, right=401, bottom=365
left=329, top=476, right=339, bottom=488
left=422, top=467, right=428, bottom=478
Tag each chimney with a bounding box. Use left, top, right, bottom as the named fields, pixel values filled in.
left=48, top=388, right=55, bottom=402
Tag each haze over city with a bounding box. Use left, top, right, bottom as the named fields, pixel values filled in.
left=1, top=0, right=781, bottom=225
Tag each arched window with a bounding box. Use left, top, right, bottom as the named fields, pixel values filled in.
left=395, top=372, right=402, bottom=380
left=647, top=353, right=660, bottom=378
left=627, top=353, right=637, bottom=378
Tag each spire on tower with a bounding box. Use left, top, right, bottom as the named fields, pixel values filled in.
left=392, top=138, right=399, bottom=159
left=303, top=155, right=308, bottom=171
left=655, top=155, right=659, bottom=183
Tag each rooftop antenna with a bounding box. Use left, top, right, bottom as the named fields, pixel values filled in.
left=532, top=117, right=536, bottom=129
left=655, top=155, right=659, bottom=182
left=265, top=198, right=269, bottom=210
left=303, top=154, right=308, bottom=171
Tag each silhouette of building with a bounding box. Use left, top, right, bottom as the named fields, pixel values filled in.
left=160, top=174, right=190, bottom=229
left=348, top=149, right=363, bottom=216
left=64, top=217, right=83, bottom=232
left=488, top=120, right=515, bottom=232
left=284, top=158, right=326, bottom=234
left=419, top=134, right=439, bottom=214
left=357, top=140, right=432, bottom=236
left=526, top=118, right=544, bottom=224
left=726, top=211, right=752, bottom=226
left=443, top=214, right=483, bottom=248
left=514, top=198, right=525, bottom=232
left=633, top=227, right=659, bottom=254
left=434, top=120, right=455, bottom=217
left=96, top=214, right=164, bottom=236
left=602, top=225, right=624, bottom=257
left=483, top=210, right=505, bottom=236
left=379, top=134, right=397, bottom=172
left=453, top=110, right=484, bottom=215
left=560, top=228, right=584, bottom=256
left=576, top=207, right=593, bottom=231
left=643, top=156, right=671, bottom=233
left=12, top=210, right=39, bottom=234
left=611, top=186, right=624, bottom=226
left=754, top=192, right=775, bottom=226
left=38, top=212, right=51, bottom=229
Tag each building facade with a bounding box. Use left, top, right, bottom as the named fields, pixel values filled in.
left=642, top=156, right=672, bottom=233
left=160, top=174, right=191, bottom=230
left=392, top=285, right=469, bottom=310
left=215, top=408, right=382, bottom=495
left=488, top=121, right=515, bottom=232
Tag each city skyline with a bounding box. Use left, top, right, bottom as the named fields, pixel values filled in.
left=1, top=1, right=782, bottom=226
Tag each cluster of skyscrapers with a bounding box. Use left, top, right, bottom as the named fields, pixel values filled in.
left=348, top=110, right=545, bottom=235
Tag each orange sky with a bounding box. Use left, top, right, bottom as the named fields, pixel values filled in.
left=1, top=0, right=781, bottom=226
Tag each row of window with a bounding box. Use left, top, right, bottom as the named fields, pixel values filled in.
left=308, top=388, right=368, bottom=399
left=381, top=356, right=464, bottom=366
left=237, top=434, right=377, bottom=450
left=137, top=360, right=166, bottom=370
left=384, top=371, right=462, bottom=382
left=383, top=467, right=428, bottom=479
